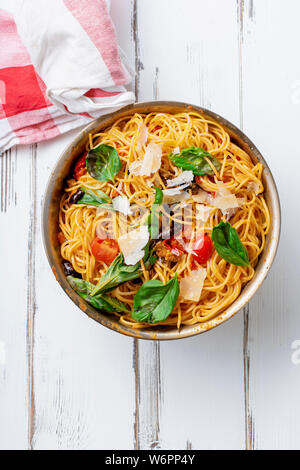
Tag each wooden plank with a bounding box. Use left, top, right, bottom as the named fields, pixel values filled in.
left=241, top=0, right=300, bottom=450
left=31, top=131, right=135, bottom=450
left=0, top=147, right=31, bottom=449
left=111, top=0, right=136, bottom=71
left=132, top=0, right=165, bottom=450
left=30, top=1, right=137, bottom=450
left=135, top=0, right=245, bottom=450
left=27, top=144, right=38, bottom=449
left=237, top=0, right=252, bottom=450
left=134, top=340, right=162, bottom=449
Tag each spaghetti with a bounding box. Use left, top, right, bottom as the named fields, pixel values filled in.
left=58, top=111, right=270, bottom=329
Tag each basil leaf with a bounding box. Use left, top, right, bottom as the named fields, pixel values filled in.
left=142, top=242, right=158, bottom=269
left=86, top=144, right=122, bottom=182
left=77, top=187, right=112, bottom=206
left=154, top=186, right=163, bottom=205
left=67, top=276, right=130, bottom=313
left=169, top=147, right=221, bottom=175
left=90, top=250, right=157, bottom=297
left=132, top=275, right=179, bottom=324
left=144, top=251, right=158, bottom=268
left=212, top=221, right=250, bottom=266
left=148, top=186, right=163, bottom=239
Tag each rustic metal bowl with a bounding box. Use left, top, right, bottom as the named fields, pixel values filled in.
left=42, top=101, right=281, bottom=340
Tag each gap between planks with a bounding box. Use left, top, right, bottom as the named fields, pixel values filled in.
left=0, top=149, right=17, bottom=213
left=1, top=144, right=38, bottom=448
left=237, top=0, right=255, bottom=450
left=26, top=144, right=37, bottom=449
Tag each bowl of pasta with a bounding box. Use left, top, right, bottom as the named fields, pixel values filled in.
left=42, top=101, right=280, bottom=340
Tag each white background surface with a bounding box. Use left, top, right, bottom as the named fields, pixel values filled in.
left=1, top=0, right=300, bottom=450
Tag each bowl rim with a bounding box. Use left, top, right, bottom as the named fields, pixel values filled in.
left=42, top=100, right=281, bottom=341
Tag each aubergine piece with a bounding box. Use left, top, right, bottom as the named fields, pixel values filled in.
left=62, top=261, right=81, bottom=278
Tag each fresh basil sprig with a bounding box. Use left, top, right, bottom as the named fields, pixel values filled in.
left=212, top=221, right=250, bottom=267
left=148, top=186, right=163, bottom=239
left=86, top=144, right=122, bottom=182
left=73, top=187, right=112, bottom=206
left=67, top=276, right=130, bottom=313
left=90, top=250, right=157, bottom=297
left=169, top=147, right=221, bottom=175
left=132, top=275, right=179, bottom=323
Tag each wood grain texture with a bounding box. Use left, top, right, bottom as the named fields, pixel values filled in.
left=128, top=0, right=164, bottom=450
left=134, top=340, right=162, bottom=449
left=29, top=1, right=137, bottom=450
left=241, top=0, right=300, bottom=450
left=1, top=0, right=300, bottom=450
left=0, top=147, right=30, bottom=449
left=136, top=0, right=245, bottom=450
left=237, top=0, right=253, bottom=450
left=27, top=144, right=37, bottom=449
left=30, top=131, right=135, bottom=450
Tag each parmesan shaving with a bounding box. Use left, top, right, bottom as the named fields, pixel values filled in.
left=112, top=195, right=132, bottom=215
left=221, top=197, right=246, bottom=220
left=167, top=171, right=194, bottom=187
left=118, top=225, right=149, bottom=265
left=193, top=183, right=245, bottom=218
left=163, top=183, right=191, bottom=197
left=136, top=124, right=148, bottom=151
left=129, top=142, right=162, bottom=176
left=211, top=182, right=245, bottom=214
left=192, top=189, right=211, bottom=204
left=128, top=161, right=141, bottom=174
left=196, top=204, right=214, bottom=222
left=247, top=181, right=260, bottom=195
left=222, top=207, right=238, bottom=221
left=180, top=268, right=207, bottom=301
left=162, top=191, right=190, bottom=205
left=162, top=183, right=191, bottom=204
left=213, top=192, right=239, bottom=211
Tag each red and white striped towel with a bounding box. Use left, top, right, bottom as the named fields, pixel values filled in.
left=0, top=0, right=135, bottom=152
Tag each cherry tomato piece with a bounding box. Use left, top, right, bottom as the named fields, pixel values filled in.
left=163, top=238, right=185, bottom=257
left=74, top=152, right=87, bottom=180
left=91, top=238, right=119, bottom=265
left=57, top=231, right=66, bottom=244
left=192, top=235, right=213, bottom=264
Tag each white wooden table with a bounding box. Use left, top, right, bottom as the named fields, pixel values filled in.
left=1, top=0, right=300, bottom=450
